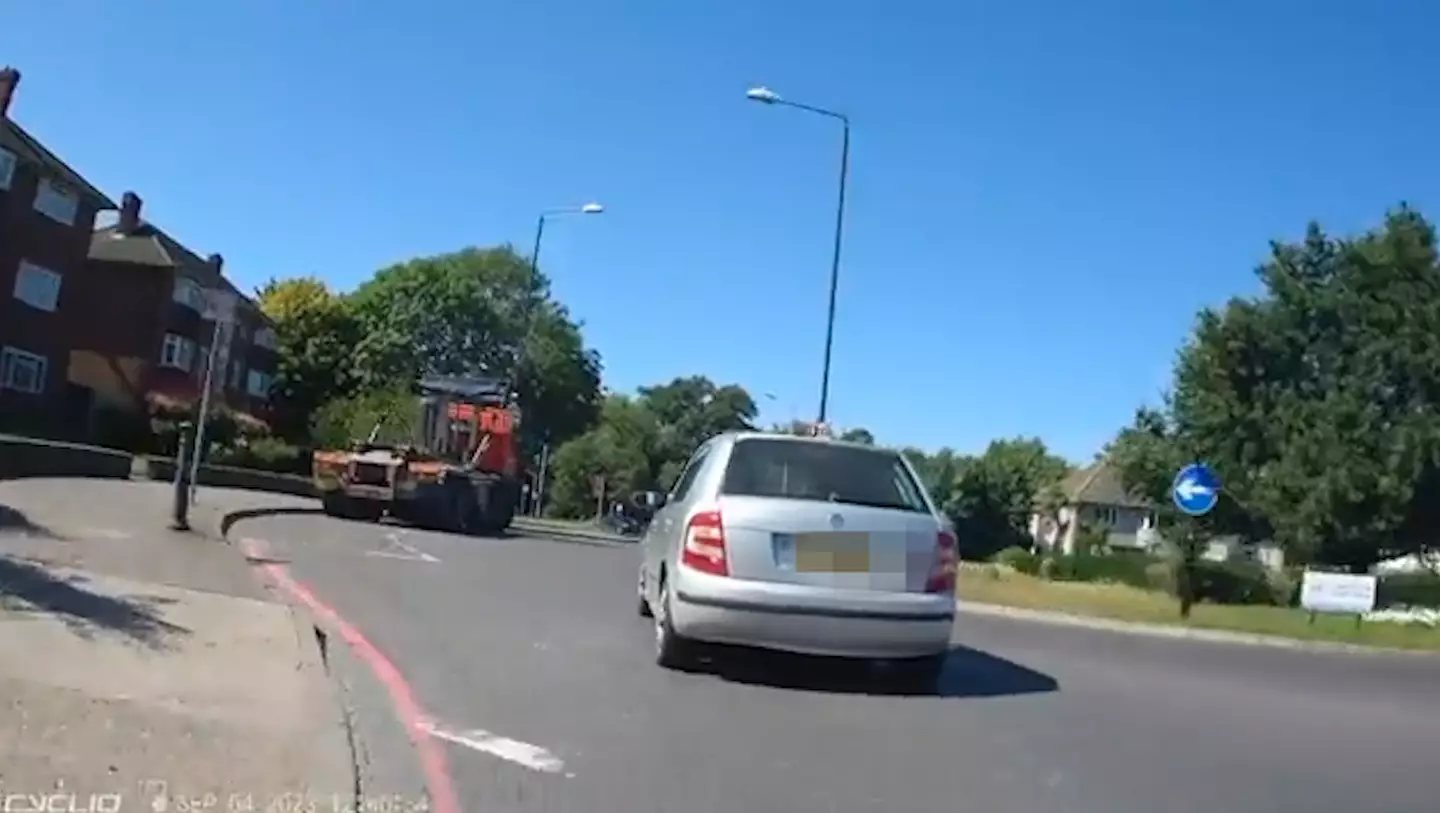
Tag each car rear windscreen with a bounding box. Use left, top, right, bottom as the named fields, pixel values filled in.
left=720, top=438, right=930, bottom=513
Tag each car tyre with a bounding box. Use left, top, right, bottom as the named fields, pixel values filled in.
left=637, top=568, right=653, bottom=618
left=653, top=576, right=695, bottom=670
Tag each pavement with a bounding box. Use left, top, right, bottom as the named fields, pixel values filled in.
left=0, top=479, right=355, bottom=808
left=226, top=504, right=1440, bottom=813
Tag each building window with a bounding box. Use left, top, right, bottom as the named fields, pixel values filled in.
left=0, top=347, right=48, bottom=394
left=229, top=359, right=244, bottom=390
left=33, top=178, right=79, bottom=226
left=172, top=277, right=207, bottom=312
left=0, top=148, right=15, bottom=190
left=246, top=369, right=272, bottom=398
left=160, top=333, right=196, bottom=372
left=12, top=261, right=62, bottom=312
left=1092, top=506, right=1118, bottom=525
left=253, top=327, right=278, bottom=350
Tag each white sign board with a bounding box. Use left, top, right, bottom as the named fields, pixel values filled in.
left=1300, top=571, right=1377, bottom=614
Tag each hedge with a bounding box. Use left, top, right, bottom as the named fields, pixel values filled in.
left=0, top=434, right=135, bottom=480
left=986, top=545, right=1438, bottom=608
left=1, top=435, right=315, bottom=498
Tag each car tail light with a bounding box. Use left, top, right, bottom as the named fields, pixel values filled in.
left=681, top=510, right=729, bottom=577
left=926, top=529, right=957, bottom=593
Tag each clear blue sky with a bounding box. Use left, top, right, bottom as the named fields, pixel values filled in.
left=5, top=2, right=1435, bottom=462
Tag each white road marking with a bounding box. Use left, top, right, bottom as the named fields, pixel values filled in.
left=79, top=528, right=133, bottom=540
left=365, top=532, right=439, bottom=563
left=366, top=550, right=434, bottom=562
left=422, top=722, right=568, bottom=775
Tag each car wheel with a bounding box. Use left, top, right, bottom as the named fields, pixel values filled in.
left=652, top=576, right=694, bottom=670
left=891, top=653, right=946, bottom=694
left=637, top=567, right=653, bottom=618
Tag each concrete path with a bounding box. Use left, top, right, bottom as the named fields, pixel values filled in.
left=0, top=479, right=355, bottom=808
left=233, top=507, right=1440, bottom=813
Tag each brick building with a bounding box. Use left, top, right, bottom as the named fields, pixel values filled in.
left=0, top=66, right=276, bottom=434
left=0, top=67, right=117, bottom=424
left=85, top=191, right=279, bottom=421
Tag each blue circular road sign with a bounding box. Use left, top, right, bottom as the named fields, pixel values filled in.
left=1172, top=463, right=1221, bottom=516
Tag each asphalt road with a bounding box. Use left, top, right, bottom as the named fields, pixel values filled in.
left=236, top=510, right=1440, bottom=813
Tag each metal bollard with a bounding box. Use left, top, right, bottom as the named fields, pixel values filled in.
left=169, top=422, right=194, bottom=531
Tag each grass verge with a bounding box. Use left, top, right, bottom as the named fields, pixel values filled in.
left=958, top=565, right=1440, bottom=652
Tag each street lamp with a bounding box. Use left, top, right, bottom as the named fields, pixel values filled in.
left=527, top=202, right=604, bottom=517
left=532, top=202, right=604, bottom=271
left=746, top=85, right=850, bottom=425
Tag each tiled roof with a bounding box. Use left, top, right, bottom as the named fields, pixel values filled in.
left=0, top=119, right=115, bottom=208
left=1054, top=460, right=1148, bottom=508
left=90, top=222, right=266, bottom=322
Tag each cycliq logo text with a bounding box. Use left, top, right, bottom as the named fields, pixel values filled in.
left=1, top=794, right=123, bottom=813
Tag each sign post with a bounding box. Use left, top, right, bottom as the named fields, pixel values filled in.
left=1171, top=463, right=1220, bottom=517
left=1170, top=463, right=1221, bottom=619
left=189, top=289, right=237, bottom=505
left=1300, top=571, right=1376, bottom=629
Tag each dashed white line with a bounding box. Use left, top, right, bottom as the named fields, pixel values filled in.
left=365, top=532, right=440, bottom=563
left=422, top=722, right=569, bottom=775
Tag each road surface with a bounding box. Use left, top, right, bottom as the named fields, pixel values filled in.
left=237, top=510, right=1440, bottom=813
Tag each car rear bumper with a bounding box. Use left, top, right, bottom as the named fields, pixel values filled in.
left=671, top=570, right=954, bottom=659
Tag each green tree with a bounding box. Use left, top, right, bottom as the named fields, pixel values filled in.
left=637, top=376, right=758, bottom=474
left=543, top=376, right=759, bottom=516
left=1164, top=208, right=1440, bottom=573
left=545, top=395, right=657, bottom=517
left=347, top=246, right=602, bottom=450
left=256, top=277, right=361, bottom=442
left=309, top=387, right=419, bottom=450
left=945, top=438, right=1070, bottom=560
left=901, top=447, right=965, bottom=504
left=839, top=427, right=875, bottom=445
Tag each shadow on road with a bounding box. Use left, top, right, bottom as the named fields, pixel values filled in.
left=220, top=506, right=326, bottom=539
left=692, top=643, right=1060, bottom=698
left=0, top=505, right=63, bottom=538
left=0, top=554, right=189, bottom=648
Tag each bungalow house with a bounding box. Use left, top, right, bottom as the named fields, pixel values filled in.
left=1029, top=457, right=1285, bottom=570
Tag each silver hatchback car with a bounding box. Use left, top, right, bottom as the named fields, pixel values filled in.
left=637, top=432, right=958, bottom=687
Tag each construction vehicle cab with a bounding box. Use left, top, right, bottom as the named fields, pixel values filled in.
left=311, top=375, right=523, bottom=534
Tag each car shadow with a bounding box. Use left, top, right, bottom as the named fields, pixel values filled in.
left=0, top=554, right=189, bottom=649
left=0, top=505, right=63, bottom=539
left=689, top=643, right=1060, bottom=698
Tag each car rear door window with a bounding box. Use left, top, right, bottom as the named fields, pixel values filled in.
left=669, top=445, right=713, bottom=503
left=720, top=439, right=930, bottom=513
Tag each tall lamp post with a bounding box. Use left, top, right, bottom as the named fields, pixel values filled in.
left=527, top=202, right=604, bottom=517
left=746, top=85, right=850, bottom=426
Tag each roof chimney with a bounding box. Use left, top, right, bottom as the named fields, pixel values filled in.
left=0, top=67, right=19, bottom=119
left=118, top=192, right=142, bottom=234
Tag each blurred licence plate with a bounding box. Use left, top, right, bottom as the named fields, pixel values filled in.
left=775, top=532, right=871, bottom=573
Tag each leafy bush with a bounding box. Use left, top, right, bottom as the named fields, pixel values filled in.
left=994, top=546, right=1040, bottom=575
left=1044, top=552, right=1155, bottom=589
left=1188, top=560, right=1277, bottom=605
left=1267, top=567, right=1302, bottom=607
left=311, top=388, right=417, bottom=450
left=210, top=436, right=308, bottom=475
left=1145, top=560, right=1176, bottom=593
left=1377, top=572, right=1440, bottom=608
left=1038, top=556, right=1058, bottom=580
left=1073, top=523, right=1111, bottom=556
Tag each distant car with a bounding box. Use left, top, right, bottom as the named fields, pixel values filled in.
left=636, top=432, right=957, bottom=689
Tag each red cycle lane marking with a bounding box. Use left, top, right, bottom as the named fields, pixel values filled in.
left=241, top=537, right=462, bottom=813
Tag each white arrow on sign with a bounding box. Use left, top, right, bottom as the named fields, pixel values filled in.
left=1175, top=479, right=1214, bottom=501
